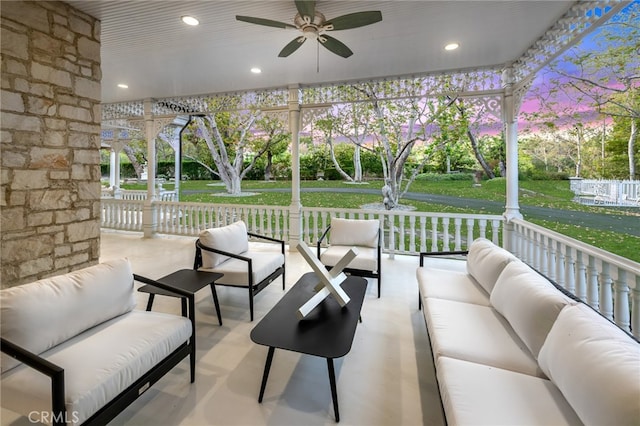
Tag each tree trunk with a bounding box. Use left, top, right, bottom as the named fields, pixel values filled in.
left=467, top=130, right=495, bottom=179
left=629, top=119, right=637, bottom=180
left=264, top=150, right=273, bottom=181
left=353, top=144, right=362, bottom=181
left=122, top=144, right=144, bottom=178
left=327, top=138, right=354, bottom=182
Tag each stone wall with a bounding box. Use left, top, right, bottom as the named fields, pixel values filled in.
left=1, top=1, right=101, bottom=288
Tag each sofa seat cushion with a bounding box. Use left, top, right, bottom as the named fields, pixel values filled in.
left=490, top=260, right=573, bottom=358
left=1, top=310, right=192, bottom=425
left=424, top=298, right=544, bottom=377
left=417, top=267, right=490, bottom=306
left=321, top=245, right=378, bottom=271
left=465, top=238, right=517, bottom=294
left=539, top=303, right=640, bottom=426
left=436, top=356, right=581, bottom=426
left=200, top=251, right=284, bottom=287
left=1, top=259, right=136, bottom=373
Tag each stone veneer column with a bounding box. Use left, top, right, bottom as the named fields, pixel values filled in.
left=1, top=1, right=101, bottom=287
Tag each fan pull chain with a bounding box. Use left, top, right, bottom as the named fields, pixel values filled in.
left=317, top=41, right=320, bottom=73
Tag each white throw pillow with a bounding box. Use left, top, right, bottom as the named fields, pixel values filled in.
left=466, top=238, right=516, bottom=294
left=538, top=303, right=640, bottom=426
left=328, top=217, right=379, bottom=248
left=1, top=258, right=136, bottom=373
left=490, top=261, right=572, bottom=358
left=199, top=221, right=249, bottom=268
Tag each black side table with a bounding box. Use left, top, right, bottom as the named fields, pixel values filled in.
left=138, top=269, right=224, bottom=326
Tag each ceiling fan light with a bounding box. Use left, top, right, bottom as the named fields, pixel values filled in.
left=181, top=15, right=199, bottom=26
left=445, top=43, right=459, bottom=51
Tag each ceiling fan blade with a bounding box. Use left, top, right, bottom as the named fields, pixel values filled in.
left=325, top=11, right=383, bottom=30
left=319, top=35, right=353, bottom=58
left=294, top=0, right=316, bottom=19
left=279, top=37, right=306, bottom=57
left=236, top=15, right=295, bottom=29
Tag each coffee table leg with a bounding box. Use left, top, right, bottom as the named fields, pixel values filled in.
left=258, top=347, right=275, bottom=403
left=327, top=358, right=340, bottom=422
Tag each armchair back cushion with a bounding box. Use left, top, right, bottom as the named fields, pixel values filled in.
left=538, top=303, right=640, bottom=426
left=328, top=218, right=379, bottom=248
left=199, top=221, right=249, bottom=268
left=466, top=238, right=516, bottom=294
left=1, top=258, right=136, bottom=373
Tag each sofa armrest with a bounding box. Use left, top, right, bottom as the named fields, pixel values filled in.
left=1, top=338, right=66, bottom=425
left=419, top=250, right=468, bottom=267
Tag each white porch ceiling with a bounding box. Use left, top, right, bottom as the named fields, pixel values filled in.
left=67, top=1, right=578, bottom=104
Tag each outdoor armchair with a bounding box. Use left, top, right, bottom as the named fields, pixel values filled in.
left=316, top=217, right=382, bottom=297
left=193, top=220, right=285, bottom=321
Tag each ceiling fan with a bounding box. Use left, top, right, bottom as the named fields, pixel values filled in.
left=236, top=1, right=382, bottom=58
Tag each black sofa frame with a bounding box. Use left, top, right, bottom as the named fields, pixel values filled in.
left=1, top=275, right=196, bottom=426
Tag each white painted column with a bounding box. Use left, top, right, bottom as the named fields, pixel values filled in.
left=143, top=99, right=157, bottom=238
left=109, top=149, right=117, bottom=187
left=501, top=68, right=523, bottom=252
left=111, top=139, right=124, bottom=189
left=288, top=85, right=302, bottom=249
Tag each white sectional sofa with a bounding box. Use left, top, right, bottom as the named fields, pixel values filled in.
left=1, top=259, right=195, bottom=425
left=417, top=238, right=640, bottom=426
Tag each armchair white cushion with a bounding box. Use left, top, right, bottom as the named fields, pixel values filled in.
left=318, top=217, right=382, bottom=297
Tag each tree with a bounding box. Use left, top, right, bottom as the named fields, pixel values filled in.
left=250, top=115, right=290, bottom=181
left=358, top=82, right=457, bottom=209
left=542, top=2, right=639, bottom=179
left=183, top=98, right=288, bottom=193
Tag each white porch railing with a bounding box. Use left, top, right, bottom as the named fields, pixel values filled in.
left=510, top=218, right=639, bottom=338
left=99, top=199, right=639, bottom=338
left=101, top=188, right=178, bottom=201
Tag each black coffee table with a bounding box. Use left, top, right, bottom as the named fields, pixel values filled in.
left=138, top=269, right=224, bottom=326
left=250, top=272, right=367, bottom=422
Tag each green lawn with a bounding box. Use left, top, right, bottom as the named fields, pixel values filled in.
left=120, top=179, right=640, bottom=262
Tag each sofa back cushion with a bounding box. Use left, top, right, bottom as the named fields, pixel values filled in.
left=490, top=261, right=572, bottom=358
left=466, top=238, right=516, bottom=294
left=199, top=220, right=249, bottom=268
left=1, top=258, right=136, bottom=373
left=329, top=218, right=379, bottom=248
left=538, top=303, right=640, bottom=426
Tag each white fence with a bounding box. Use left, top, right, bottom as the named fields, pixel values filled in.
left=100, top=199, right=640, bottom=338
left=571, top=179, right=640, bottom=207
left=101, top=188, right=178, bottom=202
left=147, top=201, right=503, bottom=255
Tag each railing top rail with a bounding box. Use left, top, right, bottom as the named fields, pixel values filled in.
left=302, top=206, right=503, bottom=220
left=512, top=218, right=640, bottom=277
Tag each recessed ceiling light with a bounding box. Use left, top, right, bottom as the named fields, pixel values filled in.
left=181, top=15, right=199, bottom=26
left=445, top=43, right=459, bottom=51
left=117, top=83, right=129, bottom=89
left=251, top=67, right=262, bottom=74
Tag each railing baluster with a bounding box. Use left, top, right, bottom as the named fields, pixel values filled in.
left=599, top=263, right=613, bottom=321
left=453, top=218, right=462, bottom=251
